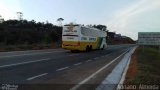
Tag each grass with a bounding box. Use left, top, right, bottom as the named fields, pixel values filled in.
left=125, top=46, right=160, bottom=84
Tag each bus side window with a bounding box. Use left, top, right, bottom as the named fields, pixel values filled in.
left=81, top=27, right=85, bottom=35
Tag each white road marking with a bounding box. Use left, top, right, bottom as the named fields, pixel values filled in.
left=26, top=73, right=48, bottom=81
left=105, top=53, right=111, bottom=57
left=0, top=58, right=51, bottom=68
left=93, top=57, right=99, bottom=60
left=101, top=56, right=105, bottom=58
left=56, top=66, right=69, bottom=71
left=85, top=60, right=92, bottom=62
left=70, top=50, right=128, bottom=90
left=105, top=55, right=109, bottom=56
left=0, top=48, right=63, bottom=53
left=74, top=62, right=82, bottom=66
left=0, top=52, right=54, bottom=58
left=69, top=54, right=79, bottom=56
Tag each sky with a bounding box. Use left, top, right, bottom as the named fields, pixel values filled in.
left=0, top=0, right=160, bottom=40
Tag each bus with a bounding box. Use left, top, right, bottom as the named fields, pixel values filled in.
left=62, top=24, right=107, bottom=52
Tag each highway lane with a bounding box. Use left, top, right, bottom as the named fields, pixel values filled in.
left=0, top=44, right=135, bottom=89
left=0, top=45, right=128, bottom=66
left=0, top=48, right=66, bottom=57
left=0, top=49, right=71, bottom=66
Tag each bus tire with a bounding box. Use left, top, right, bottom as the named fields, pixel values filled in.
left=86, top=45, right=90, bottom=52
left=101, top=45, right=105, bottom=50
left=90, top=45, right=92, bottom=51
left=71, top=50, right=78, bottom=53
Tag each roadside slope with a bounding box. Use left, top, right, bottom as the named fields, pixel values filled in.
left=124, top=46, right=160, bottom=84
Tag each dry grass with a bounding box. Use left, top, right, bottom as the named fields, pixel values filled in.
left=124, top=46, right=160, bottom=84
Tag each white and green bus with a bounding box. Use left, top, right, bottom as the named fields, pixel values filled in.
left=62, top=24, right=107, bottom=52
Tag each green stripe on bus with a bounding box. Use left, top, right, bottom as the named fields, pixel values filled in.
left=96, top=37, right=103, bottom=49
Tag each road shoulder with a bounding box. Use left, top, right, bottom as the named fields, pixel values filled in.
left=96, top=46, right=137, bottom=90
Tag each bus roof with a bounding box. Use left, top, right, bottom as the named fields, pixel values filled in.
left=64, top=24, right=80, bottom=26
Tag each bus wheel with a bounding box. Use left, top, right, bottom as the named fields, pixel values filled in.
left=90, top=45, right=92, bottom=51
left=71, top=50, right=78, bottom=53
left=101, top=45, right=105, bottom=50
left=86, top=45, right=90, bottom=52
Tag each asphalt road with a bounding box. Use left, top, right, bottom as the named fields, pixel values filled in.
left=0, top=44, right=135, bottom=90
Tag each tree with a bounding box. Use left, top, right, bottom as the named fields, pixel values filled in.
left=0, top=19, right=62, bottom=45
left=57, top=18, right=64, bottom=26
left=93, top=24, right=107, bottom=31
left=0, top=15, right=4, bottom=23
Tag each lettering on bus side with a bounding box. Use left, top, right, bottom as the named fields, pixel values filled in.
left=89, top=38, right=96, bottom=41
left=67, top=37, right=74, bottom=39
left=81, top=37, right=87, bottom=40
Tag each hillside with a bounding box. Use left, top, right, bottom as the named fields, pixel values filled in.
left=0, top=20, right=62, bottom=51
left=0, top=20, right=135, bottom=51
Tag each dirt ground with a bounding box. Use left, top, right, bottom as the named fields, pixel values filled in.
left=124, top=48, right=138, bottom=84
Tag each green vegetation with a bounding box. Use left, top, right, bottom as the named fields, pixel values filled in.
left=0, top=19, right=135, bottom=51
left=0, top=19, right=62, bottom=51
left=128, top=46, right=160, bottom=84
